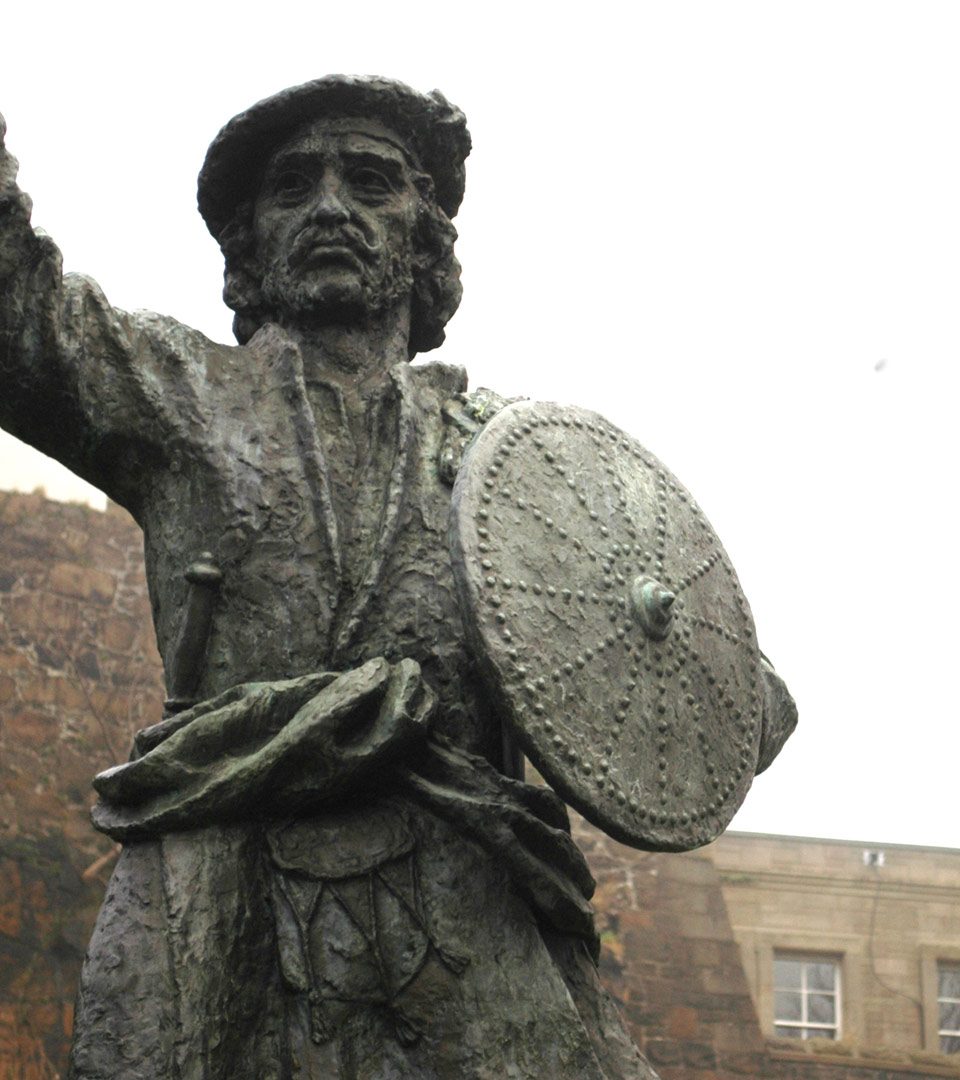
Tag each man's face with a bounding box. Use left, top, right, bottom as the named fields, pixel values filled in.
left=252, top=121, right=420, bottom=327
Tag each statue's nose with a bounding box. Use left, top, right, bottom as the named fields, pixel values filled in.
left=308, top=186, right=349, bottom=225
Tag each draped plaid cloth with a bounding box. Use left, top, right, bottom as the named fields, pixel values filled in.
left=91, top=657, right=598, bottom=949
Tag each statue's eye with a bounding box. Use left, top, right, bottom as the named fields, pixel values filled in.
left=270, top=171, right=312, bottom=202
left=349, top=168, right=392, bottom=197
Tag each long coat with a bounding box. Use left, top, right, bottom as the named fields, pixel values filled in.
left=0, top=195, right=655, bottom=1078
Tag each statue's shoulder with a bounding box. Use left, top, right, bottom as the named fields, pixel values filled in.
left=137, top=311, right=236, bottom=361
left=438, top=383, right=522, bottom=485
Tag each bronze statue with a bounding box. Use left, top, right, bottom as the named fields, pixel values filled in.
left=0, top=77, right=795, bottom=1078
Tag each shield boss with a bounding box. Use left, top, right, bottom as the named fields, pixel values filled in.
left=450, top=402, right=763, bottom=851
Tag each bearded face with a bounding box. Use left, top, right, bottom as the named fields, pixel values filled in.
left=252, top=121, right=421, bottom=328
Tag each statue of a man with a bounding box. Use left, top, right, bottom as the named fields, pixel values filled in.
left=0, top=77, right=792, bottom=1079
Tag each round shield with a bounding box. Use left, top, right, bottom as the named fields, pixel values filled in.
left=450, top=401, right=763, bottom=851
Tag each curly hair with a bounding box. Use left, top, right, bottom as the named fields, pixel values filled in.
left=218, top=171, right=462, bottom=357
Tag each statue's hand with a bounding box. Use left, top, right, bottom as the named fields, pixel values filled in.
left=755, top=655, right=798, bottom=774
left=332, top=657, right=436, bottom=764
left=266, top=657, right=435, bottom=813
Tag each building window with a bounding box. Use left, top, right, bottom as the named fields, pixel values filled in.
left=939, top=963, right=960, bottom=1054
left=773, top=953, right=841, bottom=1040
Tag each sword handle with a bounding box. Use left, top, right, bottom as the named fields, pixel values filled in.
left=164, top=552, right=222, bottom=715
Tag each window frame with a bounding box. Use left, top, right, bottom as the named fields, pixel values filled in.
left=937, top=960, right=960, bottom=1054
left=921, top=947, right=960, bottom=1051
left=772, top=951, right=843, bottom=1041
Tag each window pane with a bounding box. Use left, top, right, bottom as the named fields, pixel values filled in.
left=805, top=1027, right=837, bottom=1041
left=940, top=966, right=960, bottom=1000
left=775, top=1025, right=803, bottom=1039
left=940, top=1002, right=960, bottom=1033
left=807, top=962, right=837, bottom=992
left=808, top=994, right=836, bottom=1025
left=775, top=991, right=802, bottom=1022
left=942, top=1035, right=960, bottom=1054
left=774, top=959, right=802, bottom=989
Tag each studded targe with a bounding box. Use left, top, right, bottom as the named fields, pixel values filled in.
left=451, top=402, right=762, bottom=852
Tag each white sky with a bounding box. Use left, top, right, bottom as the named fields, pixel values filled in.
left=1, top=1, right=958, bottom=849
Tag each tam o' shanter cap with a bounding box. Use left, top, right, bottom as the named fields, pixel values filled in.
left=197, top=75, right=471, bottom=241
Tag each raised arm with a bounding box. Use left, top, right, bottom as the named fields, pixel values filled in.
left=0, top=113, right=213, bottom=515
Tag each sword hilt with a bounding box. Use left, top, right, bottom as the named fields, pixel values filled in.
left=164, top=552, right=222, bottom=716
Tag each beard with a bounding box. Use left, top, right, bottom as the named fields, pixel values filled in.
left=259, top=232, right=415, bottom=328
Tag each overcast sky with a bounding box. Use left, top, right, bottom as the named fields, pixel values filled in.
left=2, top=1, right=958, bottom=850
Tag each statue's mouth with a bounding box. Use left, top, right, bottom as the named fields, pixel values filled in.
left=289, top=227, right=381, bottom=272
left=293, top=243, right=365, bottom=272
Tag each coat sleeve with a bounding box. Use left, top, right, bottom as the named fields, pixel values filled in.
left=0, top=117, right=214, bottom=516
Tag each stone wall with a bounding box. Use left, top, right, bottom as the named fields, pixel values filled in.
left=573, top=817, right=773, bottom=1078
left=764, top=1050, right=960, bottom=1080
left=0, top=491, right=163, bottom=1078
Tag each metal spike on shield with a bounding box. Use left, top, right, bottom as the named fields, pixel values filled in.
left=450, top=401, right=764, bottom=851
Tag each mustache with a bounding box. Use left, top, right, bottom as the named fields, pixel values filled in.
left=287, top=225, right=382, bottom=269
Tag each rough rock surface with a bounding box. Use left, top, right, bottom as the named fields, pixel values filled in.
left=0, top=491, right=162, bottom=1076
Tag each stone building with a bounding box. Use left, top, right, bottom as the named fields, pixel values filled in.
left=712, top=831, right=960, bottom=1074
left=1, top=489, right=959, bottom=1080
left=575, top=825, right=960, bottom=1080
